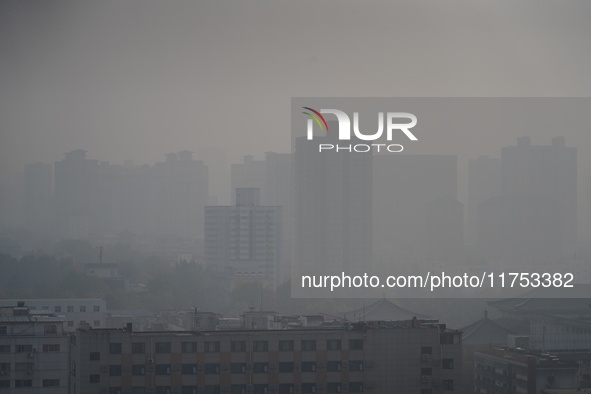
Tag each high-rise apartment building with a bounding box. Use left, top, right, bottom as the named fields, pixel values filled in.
left=204, top=188, right=282, bottom=288
left=294, top=129, right=372, bottom=277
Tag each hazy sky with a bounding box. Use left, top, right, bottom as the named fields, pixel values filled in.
left=2, top=0, right=591, bottom=183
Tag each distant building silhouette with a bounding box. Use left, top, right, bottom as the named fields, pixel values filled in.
left=475, top=137, right=577, bottom=264
left=204, top=188, right=283, bottom=288
left=467, top=156, right=501, bottom=246
left=373, top=154, right=458, bottom=266
left=294, top=126, right=372, bottom=276
left=54, top=149, right=98, bottom=238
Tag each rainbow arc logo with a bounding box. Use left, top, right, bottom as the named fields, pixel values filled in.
left=301, top=107, right=329, bottom=131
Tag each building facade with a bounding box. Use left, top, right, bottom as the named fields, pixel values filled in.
left=0, top=304, right=69, bottom=392
left=70, top=319, right=462, bottom=394
left=0, top=299, right=107, bottom=332
left=204, top=188, right=283, bottom=288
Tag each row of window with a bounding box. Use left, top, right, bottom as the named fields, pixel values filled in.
left=28, top=305, right=100, bottom=313
left=104, top=339, right=362, bottom=355
left=0, top=379, right=59, bottom=388
left=96, top=361, right=365, bottom=378
left=105, top=383, right=364, bottom=394
left=0, top=325, right=59, bottom=335
left=0, top=344, right=61, bottom=353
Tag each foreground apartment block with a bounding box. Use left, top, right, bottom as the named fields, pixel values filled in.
left=70, top=319, right=461, bottom=394
left=474, top=348, right=580, bottom=394
left=0, top=304, right=69, bottom=392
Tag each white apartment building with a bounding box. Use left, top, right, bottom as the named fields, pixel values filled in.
left=0, top=299, right=107, bottom=332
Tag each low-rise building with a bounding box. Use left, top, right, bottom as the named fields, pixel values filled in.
left=0, top=303, right=69, bottom=392
left=474, top=348, right=579, bottom=394
left=70, top=318, right=462, bottom=394
left=0, top=298, right=107, bottom=332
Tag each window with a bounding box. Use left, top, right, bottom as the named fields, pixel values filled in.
left=231, top=385, right=246, bottom=394
left=93, top=305, right=100, bottom=312
left=301, top=340, right=316, bottom=351
left=301, top=362, right=316, bottom=372
left=44, top=325, right=57, bottom=335
left=0, top=381, right=9, bottom=388
left=155, top=342, right=171, bottom=353
left=301, top=383, right=317, bottom=393
left=231, top=363, right=246, bottom=373
left=278, top=384, right=294, bottom=394
left=253, top=363, right=268, bottom=373
left=132, top=343, right=146, bottom=354
left=326, top=339, right=341, bottom=351
left=0, top=345, right=10, bottom=353
left=43, top=379, right=60, bottom=387
left=204, top=386, right=220, bottom=394
left=349, top=361, right=364, bottom=371
left=327, top=361, right=342, bottom=372
left=440, top=334, right=460, bottom=345
left=349, top=339, right=363, bottom=350
left=253, top=341, right=268, bottom=352
left=16, top=344, right=33, bottom=353
left=421, top=347, right=432, bottom=355
left=181, top=342, right=197, bottom=353
left=0, top=363, right=10, bottom=372
left=204, top=341, right=220, bottom=352
left=109, top=343, right=122, bottom=354
left=132, top=388, right=146, bottom=394
left=90, top=352, right=100, bottom=361
left=155, top=387, right=171, bottom=394
left=43, top=344, right=60, bottom=352
left=279, top=340, right=294, bottom=351
left=421, top=390, right=432, bottom=394
left=421, top=368, right=432, bottom=376
left=67, top=306, right=74, bottom=313
left=80, top=306, right=86, bottom=312
left=110, top=389, right=122, bottom=394
left=442, top=380, right=454, bottom=390
left=155, top=364, right=171, bottom=375
left=94, top=320, right=101, bottom=327
left=279, top=362, right=294, bottom=373
left=327, top=383, right=342, bottom=393
left=67, top=321, right=74, bottom=327
left=181, top=364, right=197, bottom=374
left=204, top=363, right=220, bottom=374
left=54, top=306, right=61, bottom=313
left=0, top=327, right=6, bottom=335
left=132, top=365, right=146, bottom=375
left=182, top=387, right=197, bottom=394
left=15, top=380, right=33, bottom=387
left=231, top=341, right=246, bottom=352
left=349, top=382, right=364, bottom=392
left=109, top=365, right=122, bottom=376
left=442, top=358, right=454, bottom=369
left=90, top=374, right=100, bottom=383
left=253, top=385, right=268, bottom=394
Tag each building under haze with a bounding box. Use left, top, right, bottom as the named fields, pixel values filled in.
left=23, top=162, right=54, bottom=237
left=54, top=149, right=99, bottom=238
left=467, top=156, right=501, bottom=247
left=475, top=137, right=577, bottom=265
left=0, top=299, right=107, bottom=332
left=231, top=156, right=267, bottom=205
left=294, top=130, right=372, bottom=277
left=0, top=303, right=69, bottom=393
left=69, top=319, right=462, bottom=394
left=204, top=188, right=283, bottom=288
left=372, top=154, right=458, bottom=268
